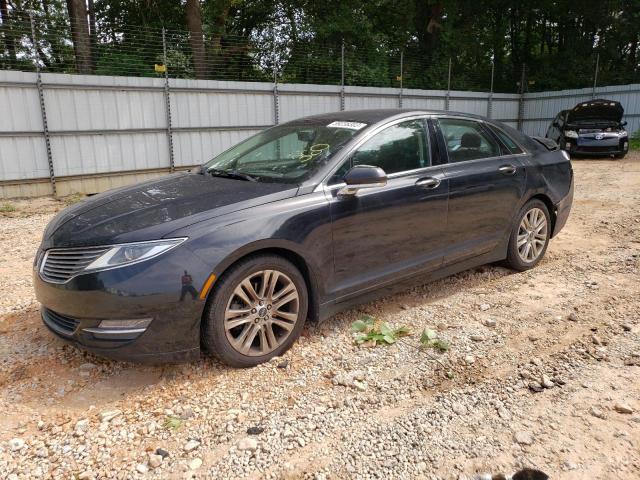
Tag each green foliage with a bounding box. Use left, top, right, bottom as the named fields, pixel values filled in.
left=0, top=203, right=16, bottom=213
left=1, top=1, right=639, bottom=92
left=61, top=193, right=85, bottom=206
left=351, top=315, right=410, bottom=346
left=164, top=416, right=182, bottom=430
left=630, top=130, right=640, bottom=151
left=419, top=328, right=449, bottom=352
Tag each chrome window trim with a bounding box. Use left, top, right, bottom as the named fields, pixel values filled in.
left=313, top=113, right=531, bottom=194
left=39, top=237, right=188, bottom=284
left=433, top=114, right=530, bottom=165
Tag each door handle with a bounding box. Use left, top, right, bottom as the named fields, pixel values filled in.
left=415, top=177, right=441, bottom=189
left=498, top=164, right=517, bottom=175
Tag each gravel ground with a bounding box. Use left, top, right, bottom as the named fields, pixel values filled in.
left=0, top=154, right=639, bottom=480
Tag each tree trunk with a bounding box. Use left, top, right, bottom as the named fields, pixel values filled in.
left=66, top=0, right=93, bottom=74
left=210, top=0, right=233, bottom=64
left=186, top=0, right=207, bottom=79
left=414, top=1, right=444, bottom=58
left=0, top=0, right=16, bottom=65
left=87, top=0, right=97, bottom=70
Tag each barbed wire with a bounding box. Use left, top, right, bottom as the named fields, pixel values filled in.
left=1, top=18, right=638, bottom=93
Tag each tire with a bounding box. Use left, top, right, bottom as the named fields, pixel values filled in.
left=614, top=152, right=626, bottom=159
left=504, top=199, right=551, bottom=272
left=202, top=254, right=308, bottom=367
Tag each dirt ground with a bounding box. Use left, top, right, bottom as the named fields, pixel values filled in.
left=0, top=153, right=638, bottom=480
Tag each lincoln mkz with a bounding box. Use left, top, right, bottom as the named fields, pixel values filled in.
left=34, top=110, right=573, bottom=366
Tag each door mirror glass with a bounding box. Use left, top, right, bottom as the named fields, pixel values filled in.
left=339, top=165, right=387, bottom=196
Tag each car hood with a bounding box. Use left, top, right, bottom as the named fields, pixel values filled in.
left=43, top=173, right=297, bottom=248
left=566, top=99, right=624, bottom=125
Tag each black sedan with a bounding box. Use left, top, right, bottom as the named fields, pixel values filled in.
left=546, top=99, right=629, bottom=158
left=34, top=110, right=573, bottom=367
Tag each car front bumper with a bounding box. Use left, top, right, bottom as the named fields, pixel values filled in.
left=33, top=245, right=212, bottom=363
left=562, top=136, right=629, bottom=156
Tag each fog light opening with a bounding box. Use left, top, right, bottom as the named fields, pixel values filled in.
left=98, top=318, right=153, bottom=329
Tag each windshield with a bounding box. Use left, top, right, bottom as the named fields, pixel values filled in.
left=203, top=121, right=367, bottom=183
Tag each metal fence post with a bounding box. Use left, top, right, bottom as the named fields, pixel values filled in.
left=30, top=14, right=56, bottom=196
left=445, top=57, right=452, bottom=111
left=592, top=53, right=599, bottom=99
left=273, top=67, right=279, bottom=125
left=161, top=28, right=175, bottom=173
left=487, top=59, right=495, bottom=119
left=398, top=50, right=404, bottom=108
left=517, top=63, right=526, bottom=132
left=340, top=41, right=345, bottom=111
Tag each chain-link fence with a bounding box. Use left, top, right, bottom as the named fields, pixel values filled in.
left=4, top=16, right=638, bottom=95
left=2, top=15, right=639, bottom=198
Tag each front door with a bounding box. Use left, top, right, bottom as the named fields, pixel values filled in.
left=325, top=118, right=449, bottom=299
left=434, top=117, right=527, bottom=264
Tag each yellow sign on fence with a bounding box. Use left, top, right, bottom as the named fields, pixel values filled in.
left=154, top=64, right=166, bottom=73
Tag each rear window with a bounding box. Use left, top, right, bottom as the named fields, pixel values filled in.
left=490, top=126, right=524, bottom=154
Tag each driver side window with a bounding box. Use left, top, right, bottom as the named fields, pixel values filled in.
left=329, top=119, right=428, bottom=184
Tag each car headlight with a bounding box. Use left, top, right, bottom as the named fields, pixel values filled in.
left=84, top=238, right=187, bottom=271
left=618, top=130, right=628, bottom=137
left=564, top=130, right=578, bottom=139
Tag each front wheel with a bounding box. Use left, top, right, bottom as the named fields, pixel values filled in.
left=202, top=255, right=308, bottom=367
left=504, top=200, right=551, bottom=271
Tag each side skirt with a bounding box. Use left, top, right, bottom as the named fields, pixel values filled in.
left=317, top=247, right=507, bottom=322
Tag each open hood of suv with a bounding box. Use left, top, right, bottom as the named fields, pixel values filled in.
left=566, top=99, right=624, bottom=125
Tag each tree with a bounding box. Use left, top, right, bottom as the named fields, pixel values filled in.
left=87, top=0, right=97, bottom=69
left=66, top=0, right=92, bottom=73
left=0, top=0, right=16, bottom=67
left=186, top=0, right=207, bottom=78
left=2, top=0, right=637, bottom=91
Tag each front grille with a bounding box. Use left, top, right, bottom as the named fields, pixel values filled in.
left=41, top=246, right=110, bottom=283
left=42, top=308, right=80, bottom=336
left=578, top=129, right=602, bottom=134
left=575, top=146, right=618, bottom=153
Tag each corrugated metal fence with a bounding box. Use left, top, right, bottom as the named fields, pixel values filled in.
left=0, top=69, right=637, bottom=198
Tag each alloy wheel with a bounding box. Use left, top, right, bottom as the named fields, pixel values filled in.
left=224, top=269, right=300, bottom=356
left=517, top=207, right=548, bottom=263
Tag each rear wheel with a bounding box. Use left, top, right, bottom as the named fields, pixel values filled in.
left=202, top=255, right=308, bottom=367
left=505, top=200, right=551, bottom=271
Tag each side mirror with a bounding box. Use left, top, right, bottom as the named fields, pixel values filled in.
left=552, top=121, right=560, bottom=128
left=338, top=165, right=387, bottom=196
left=621, top=121, right=628, bottom=127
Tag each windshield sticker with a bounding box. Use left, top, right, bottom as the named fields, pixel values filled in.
left=327, top=121, right=367, bottom=130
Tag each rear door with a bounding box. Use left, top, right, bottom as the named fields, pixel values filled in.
left=434, top=116, right=528, bottom=264
left=325, top=117, right=448, bottom=299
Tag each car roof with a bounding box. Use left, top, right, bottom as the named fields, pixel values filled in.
left=283, top=109, right=489, bottom=126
